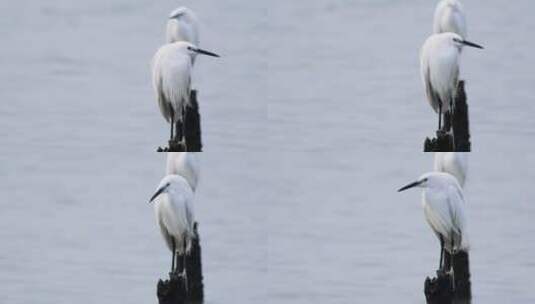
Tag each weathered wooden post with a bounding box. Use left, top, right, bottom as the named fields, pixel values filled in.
left=183, top=91, right=203, bottom=152
left=424, top=270, right=453, bottom=304
left=158, top=90, right=203, bottom=152
left=185, top=223, right=204, bottom=303
left=424, top=81, right=471, bottom=152
left=451, top=82, right=470, bottom=152
left=157, top=223, right=204, bottom=304
left=157, top=273, right=187, bottom=304
left=451, top=251, right=471, bottom=300
left=424, top=250, right=472, bottom=304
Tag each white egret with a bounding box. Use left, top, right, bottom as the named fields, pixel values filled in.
left=398, top=172, right=469, bottom=273
left=166, top=152, right=200, bottom=191
left=434, top=152, right=468, bottom=187
left=149, top=175, right=196, bottom=280
left=151, top=41, right=219, bottom=142
left=420, top=32, right=483, bottom=130
left=166, top=7, right=200, bottom=47
left=434, top=0, right=467, bottom=39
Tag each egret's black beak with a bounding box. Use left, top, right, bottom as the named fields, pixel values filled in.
left=169, top=13, right=182, bottom=20
left=462, top=40, right=484, bottom=49
left=398, top=180, right=423, bottom=192
left=194, top=48, right=220, bottom=58
left=149, top=187, right=166, bottom=203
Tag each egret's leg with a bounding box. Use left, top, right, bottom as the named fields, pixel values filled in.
left=170, top=111, right=175, bottom=141
left=450, top=98, right=454, bottom=127
left=439, top=236, right=445, bottom=271
left=175, top=106, right=184, bottom=143
left=438, top=102, right=443, bottom=131
left=171, top=238, right=176, bottom=273
left=450, top=97, right=456, bottom=147
left=182, top=240, right=189, bottom=292
left=175, top=120, right=182, bottom=143
left=450, top=237, right=456, bottom=291
left=181, top=105, right=187, bottom=145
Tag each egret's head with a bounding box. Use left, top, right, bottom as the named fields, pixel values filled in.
left=398, top=176, right=428, bottom=192
left=449, top=33, right=484, bottom=50
left=149, top=175, right=193, bottom=203
left=169, top=7, right=191, bottom=20
left=178, top=42, right=220, bottom=59
left=149, top=181, right=171, bottom=203
left=149, top=175, right=180, bottom=203
left=398, top=172, right=453, bottom=192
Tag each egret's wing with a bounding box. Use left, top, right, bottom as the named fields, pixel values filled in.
left=160, top=53, right=192, bottom=119
left=185, top=198, right=195, bottom=236
left=157, top=78, right=173, bottom=123
left=430, top=47, right=459, bottom=112
left=424, top=193, right=456, bottom=243
left=447, top=184, right=469, bottom=250
left=152, top=47, right=173, bottom=122
left=167, top=179, right=195, bottom=237
left=155, top=197, right=175, bottom=251
left=164, top=60, right=191, bottom=104
left=424, top=66, right=441, bottom=113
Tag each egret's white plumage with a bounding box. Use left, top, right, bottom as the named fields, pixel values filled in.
left=150, top=175, right=195, bottom=257
left=151, top=41, right=218, bottom=140
left=399, top=172, right=469, bottom=256
left=166, top=7, right=200, bottom=46
left=420, top=32, right=483, bottom=129
left=434, top=152, right=468, bottom=187
left=152, top=42, right=193, bottom=126
left=434, top=0, right=467, bottom=39
left=166, top=152, right=200, bottom=191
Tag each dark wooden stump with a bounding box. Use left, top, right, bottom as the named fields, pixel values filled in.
left=451, top=82, right=470, bottom=152
left=157, top=273, right=187, bottom=304
left=425, top=270, right=453, bottom=304
left=185, top=223, right=204, bottom=303
left=184, top=91, right=203, bottom=152
left=424, top=250, right=471, bottom=304
left=451, top=251, right=471, bottom=300
left=157, top=223, right=204, bottom=304
left=424, top=81, right=471, bottom=152
left=157, top=90, right=203, bottom=152
left=424, top=131, right=454, bottom=152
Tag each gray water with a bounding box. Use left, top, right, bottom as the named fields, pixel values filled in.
left=1, top=0, right=534, bottom=303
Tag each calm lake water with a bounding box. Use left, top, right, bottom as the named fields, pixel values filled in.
left=1, top=0, right=534, bottom=303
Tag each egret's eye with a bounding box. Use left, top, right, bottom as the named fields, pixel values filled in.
left=187, top=46, right=193, bottom=51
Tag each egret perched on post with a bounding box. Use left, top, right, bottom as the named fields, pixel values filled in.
left=149, top=175, right=196, bottom=281
left=166, top=7, right=200, bottom=47
left=434, top=152, right=468, bottom=187
left=420, top=32, right=483, bottom=131
left=398, top=172, right=469, bottom=274
left=151, top=42, right=219, bottom=143
left=434, top=0, right=467, bottom=39
left=166, top=152, right=200, bottom=191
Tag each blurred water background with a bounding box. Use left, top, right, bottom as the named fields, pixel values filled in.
left=1, top=0, right=534, bottom=303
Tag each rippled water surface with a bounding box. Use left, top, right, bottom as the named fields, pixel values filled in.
left=1, top=0, right=534, bottom=303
